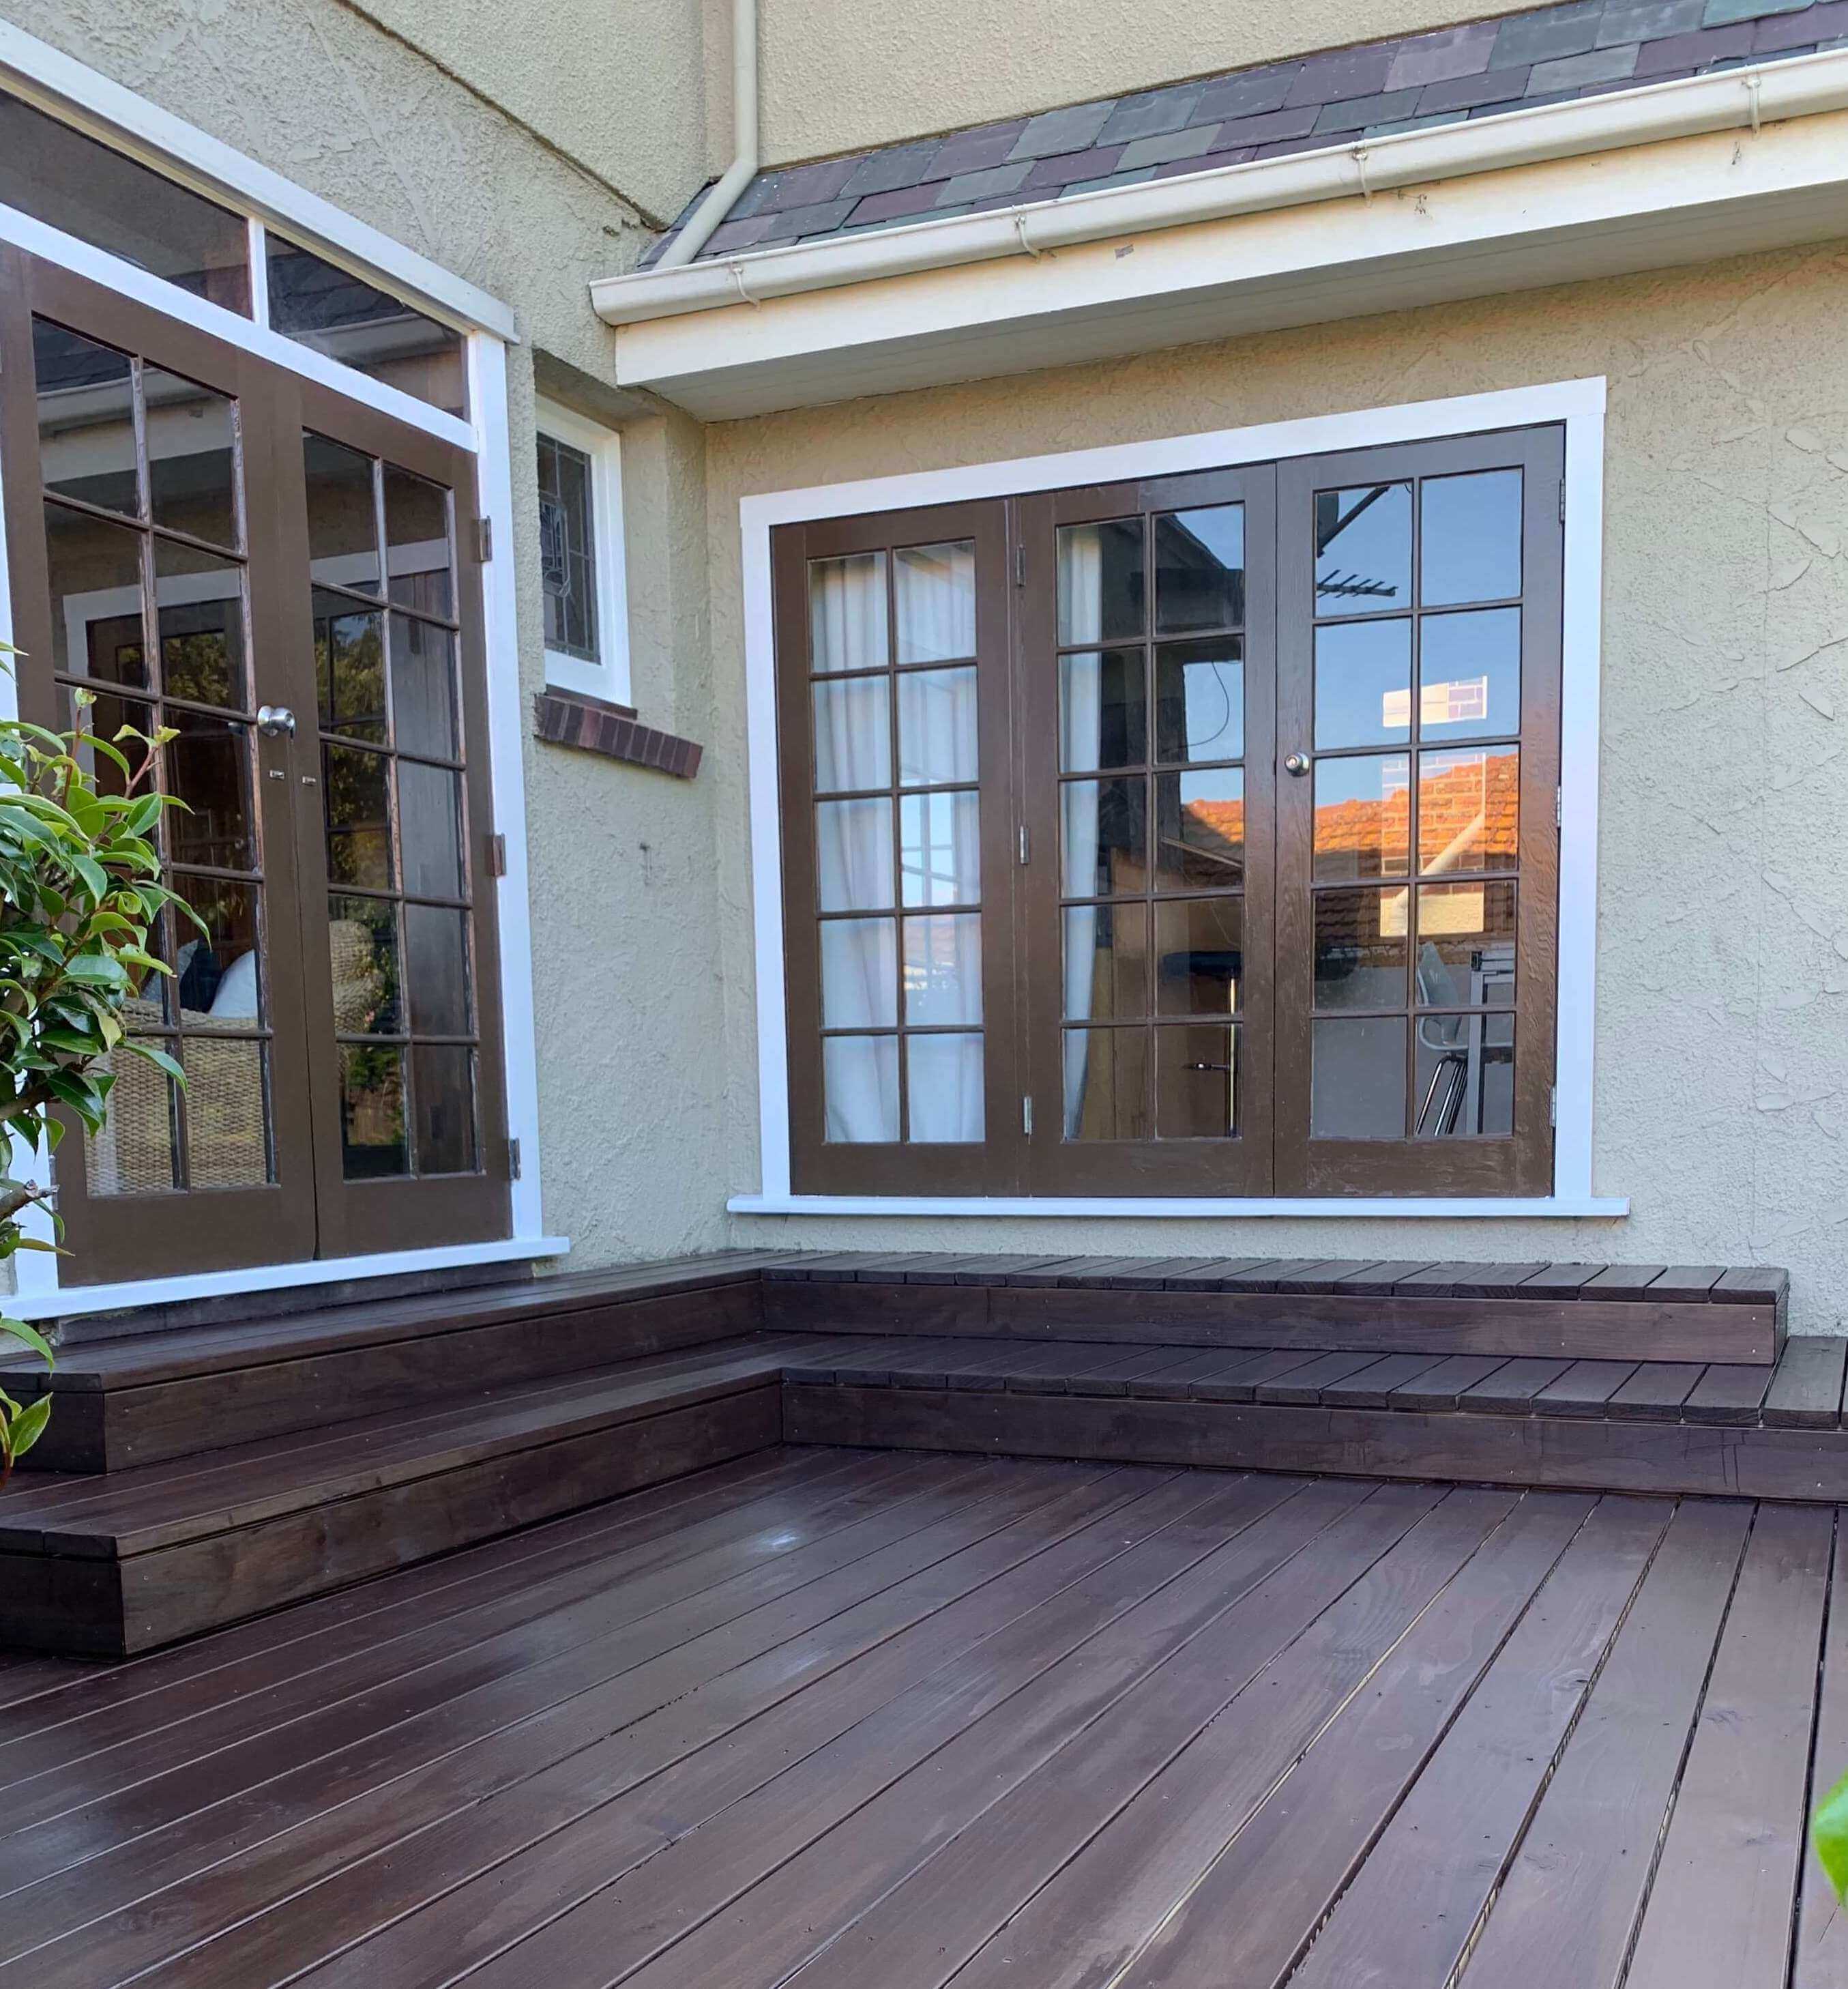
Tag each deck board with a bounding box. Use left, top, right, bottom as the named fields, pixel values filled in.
left=5, top=1447, right=1848, bottom=1989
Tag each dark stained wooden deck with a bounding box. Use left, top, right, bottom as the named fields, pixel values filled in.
left=1, top=1444, right=1842, bottom=1988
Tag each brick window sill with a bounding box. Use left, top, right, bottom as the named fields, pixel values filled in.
left=533, top=690, right=703, bottom=779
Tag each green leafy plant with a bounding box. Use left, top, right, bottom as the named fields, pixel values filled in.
left=1815, top=1767, right=1848, bottom=1909
left=0, top=643, right=191, bottom=1481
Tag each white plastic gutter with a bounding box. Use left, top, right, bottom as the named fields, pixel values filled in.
left=593, top=46, right=1848, bottom=324
left=655, top=0, right=759, bottom=269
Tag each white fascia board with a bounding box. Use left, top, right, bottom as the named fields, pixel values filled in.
left=0, top=20, right=518, bottom=343
left=600, top=54, right=1848, bottom=419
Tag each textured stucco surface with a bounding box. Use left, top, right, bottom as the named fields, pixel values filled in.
left=705, top=242, right=1848, bottom=1333
left=746, top=0, right=1540, bottom=169
left=345, top=0, right=714, bottom=227
left=11, top=0, right=737, bottom=1267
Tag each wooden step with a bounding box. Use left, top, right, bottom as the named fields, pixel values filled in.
left=782, top=1330, right=1848, bottom=1506
left=0, top=1333, right=847, bottom=1656
left=0, top=1254, right=783, bottom=1472
left=761, top=1256, right=1789, bottom=1366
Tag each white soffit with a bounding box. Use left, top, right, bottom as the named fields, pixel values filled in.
left=596, top=53, right=1848, bottom=419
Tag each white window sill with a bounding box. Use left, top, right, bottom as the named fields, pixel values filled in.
left=15, top=1234, right=572, bottom=1322
left=543, top=650, right=630, bottom=706
left=728, top=1194, right=1628, bottom=1220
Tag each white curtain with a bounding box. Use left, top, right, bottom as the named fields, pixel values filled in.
left=1059, top=529, right=1104, bottom=1135
left=812, top=554, right=898, bottom=1142
left=895, top=542, right=974, bottom=663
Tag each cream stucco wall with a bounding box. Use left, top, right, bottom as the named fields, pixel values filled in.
left=341, top=0, right=716, bottom=227
left=744, top=0, right=1538, bottom=169
left=706, top=240, right=1848, bottom=1333
left=11, top=0, right=740, bottom=1268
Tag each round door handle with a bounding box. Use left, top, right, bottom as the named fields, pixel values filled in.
left=1284, top=752, right=1310, bottom=776
left=256, top=706, right=297, bottom=738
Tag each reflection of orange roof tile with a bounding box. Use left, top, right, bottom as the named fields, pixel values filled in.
left=1308, top=749, right=1518, bottom=871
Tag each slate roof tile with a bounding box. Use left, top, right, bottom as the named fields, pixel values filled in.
left=1529, top=41, right=1642, bottom=86
left=1598, top=0, right=1707, bottom=41
left=1097, top=84, right=1205, bottom=145
left=1385, top=22, right=1502, bottom=89
left=1491, top=1, right=1607, bottom=66
left=1757, top=0, right=1848, bottom=40
left=840, top=141, right=948, bottom=200
left=1023, top=145, right=1128, bottom=191
left=1285, top=46, right=1396, bottom=106
left=1119, top=124, right=1224, bottom=170
left=1315, top=87, right=1426, bottom=132
left=939, top=162, right=1034, bottom=204
left=1634, top=18, right=1756, bottom=63
left=1191, top=68, right=1299, bottom=124
left=1009, top=101, right=1116, bottom=160
left=1418, top=63, right=1536, bottom=112
left=656, top=0, right=1846, bottom=263
left=926, top=121, right=1028, bottom=179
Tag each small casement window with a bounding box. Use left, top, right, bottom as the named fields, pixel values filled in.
left=772, top=426, right=1564, bottom=1200
left=534, top=398, right=629, bottom=703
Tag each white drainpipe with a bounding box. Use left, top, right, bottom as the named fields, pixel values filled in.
left=655, top=0, right=759, bottom=270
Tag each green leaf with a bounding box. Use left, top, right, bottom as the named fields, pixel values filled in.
left=121, top=1039, right=186, bottom=1084
left=1815, top=1766, right=1848, bottom=1907
left=7, top=1391, right=50, bottom=1460
left=0, top=1316, right=54, bottom=1369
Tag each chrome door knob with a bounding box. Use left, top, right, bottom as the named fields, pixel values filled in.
left=1284, top=752, right=1310, bottom=776
left=257, top=706, right=297, bottom=738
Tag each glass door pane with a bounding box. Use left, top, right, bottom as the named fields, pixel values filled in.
left=1021, top=470, right=1276, bottom=1195
left=1, top=252, right=320, bottom=1281
left=1274, top=429, right=1562, bottom=1196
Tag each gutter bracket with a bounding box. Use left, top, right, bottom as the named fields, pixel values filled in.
left=1352, top=143, right=1373, bottom=201
left=1745, top=70, right=1763, bottom=136
left=728, top=258, right=761, bottom=307
left=1013, top=212, right=1045, bottom=260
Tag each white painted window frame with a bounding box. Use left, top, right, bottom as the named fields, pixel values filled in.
left=534, top=396, right=632, bottom=706
left=0, top=41, right=567, bottom=1314
left=733, top=375, right=1624, bottom=1221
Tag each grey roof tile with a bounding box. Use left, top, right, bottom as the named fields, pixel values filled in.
left=1191, top=67, right=1298, bottom=124
left=1214, top=104, right=1323, bottom=148
left=845, top=182, right=949, bottom=227
left=1756, top=0, right=1848, bottom=34
left=1529, top=42, right=1642, bottom=87
left=656, top=0, right=1841, bottom=263
left=1023, top=145, right=1127, bottom=190
left=1385, top=22, right=1501, bottom=89
left=1492, top=2, right=1606, bottom=66
left=1009, top=100, right=1116, bottom=160
left=840, top=140, right=948, bottom=200
left=1314, top=86, right=1426, bottom=132
left=753, top=197, right=862, bottom=243
left=1097, top=83, right=1205, bottom=145
left=1284, top=46, right=1396, bottom=106
left=1119, top=123, right=1224, bottom=170
left=1418, top=64, right=1536, bottom=113
left=1634, top=18, right=1755, bottom=63
left=1154, top=144, right=1258, bottom=178
left=927, top=120, right=1028, bottom=179
left=1061, top=166, right=1160, bottom=197
left=1598, top=0, right=1707, bottom=42
left=939, top=162, right=1034, bottom=204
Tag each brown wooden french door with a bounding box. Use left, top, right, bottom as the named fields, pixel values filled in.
left=774, top=423, right=1564, bottom=1200
left=0, top=247, right=509, bottom=1282
left=1016, top=467, right=1278, bottom=1195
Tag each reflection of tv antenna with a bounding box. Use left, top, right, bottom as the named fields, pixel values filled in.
left=1316, top=572, right=1398, bottom=600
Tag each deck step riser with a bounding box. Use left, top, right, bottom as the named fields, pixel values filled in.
left=16, top=1279, right=763, bottom=1473
left=785, top=1384, right=1848, bottom=1505
left=763, top=1281, right=1783, bottom=1367
left=0, top=1388, right=781, bottom=1657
